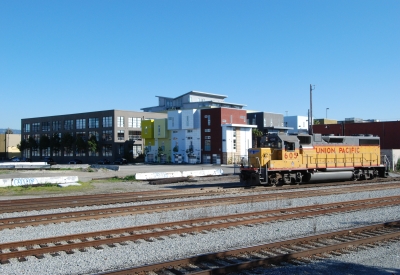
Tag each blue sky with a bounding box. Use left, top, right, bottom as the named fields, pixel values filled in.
left=1, top=0, right=399, bottom=129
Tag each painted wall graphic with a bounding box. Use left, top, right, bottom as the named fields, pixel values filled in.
left=0, top=176, right=80, bottom=187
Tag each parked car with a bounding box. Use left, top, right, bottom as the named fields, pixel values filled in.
left=97, top=158, right=111, bottom=165
left=10, top=156, right=30, bottom=162
left=68, top=159, right=83, bottom=164
left=43, top=157, right=56, bottom=164
left=113, top=158, right=128, bottom=165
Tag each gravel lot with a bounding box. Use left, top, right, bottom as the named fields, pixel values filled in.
left=0, top=167, right=399, bottom=274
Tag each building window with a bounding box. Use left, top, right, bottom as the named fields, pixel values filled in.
left=64, top=149, right=73, bottom=157
left=52, top=121, right=61, bottom=131
left=42, top=147, right=50, bottom=157
left=129, top=131, right=141, bottom=141
left=204, top=115, right=211, bottom=126
left=128, top=117, right=142, bottom=128
left=102, top=130, right=112, bottom=141
left=117, top=130, right=125, bottom=141
left=205, top=129, right=211, bottom=132
left=41, top=122, right=50, bottom=132
left=76, top=119, right=86, bottom=129
left=89, top=150, right=99, bottom=157
left=88, top=131, right=99, bottom=141
left=64, top=120, right=74, bottom=130
left=158, top=125, right=161, bottom=136
left=76, top=132, right=86, bottom=141
left=186, top=116, right=189, bottom=126
left=89, top=118, right=99, bottom=128
left=32, top=148, right=39, bottom=156
left=204, top=140, right=211, bottom=151
left=117, top=116, right=124, bottom=127
left=132, top=145, right=142, bottom=156
left=102, top=144, right=112, bottom=156
left=32, top=123, right=40, bottom=132
left=76, top=149, right=85, bottom=157
left=103, top=116, right=112, bottom=127
left=118, top=144, right=124, bottom=155
left=24, top=124, right=30, bottom=132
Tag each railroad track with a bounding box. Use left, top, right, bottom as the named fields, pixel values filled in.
left=1, top=178, right=399, bottom=214
left=2, top=183, right=400, bottom=229
left=0, top=195, right=399, bottom=263
left=99, top=221, right=400, bottom=274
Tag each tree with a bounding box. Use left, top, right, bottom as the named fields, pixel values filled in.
left=50, top=133, right=61, bottom=155
left=5, top=128, right=13, bottom=134
left=75, top=136, right=87, bottom=154
left=61, top=132, right=75, bottom=155
left=39, top=135, right=51, bottom=158
left=27, top=136, right=38, bottom=159
left=17, top=139, right=28, bottom=156
left=157, top=146, right=165, bottom=163
left=87, top=135, right=98, bottom=155
left=252, top=128, right=263, bottom=148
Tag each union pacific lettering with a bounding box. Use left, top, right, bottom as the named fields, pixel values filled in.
left=314, top=147, right=360, bottom=154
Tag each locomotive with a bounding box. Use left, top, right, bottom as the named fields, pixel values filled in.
left=240, top=132, right=388, bottom=186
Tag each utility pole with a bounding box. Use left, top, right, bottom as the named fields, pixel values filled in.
left=309, top=84, right=315, bottom=135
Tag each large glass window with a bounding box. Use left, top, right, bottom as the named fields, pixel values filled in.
left=117, top=116, right=124, bottom=127
left=76, top=132, right=86, bottom=141
left=102, top=130, right=112, bottom=141
left=76, top=119, right=86, bottom=129
left=89, top=118, right=99, bottom=128
left=129, top=131, right=141, bottom=141
left=41, top=122, right=50, bottom=132
left=132, top=145, right=142, bottom=156
left=128, top=117, right=142, bottom=128
left=89, top=131, right=99, bottom=141
left=42, top=147, right=50, bottom=157
left=52, top=121, right=61, bottom=131
left=103, top=116, right=112, bottom=127
left=117, top=130, right=125, bottom=141
left=102, top=144, right=113, bottom=156
left=204, top=139, right=211, bottom=151
left=64, top=120, right=74, bottom=130
left=24, top=124, right=30, bottom=132
left=32, top=123, right=40, bottom=132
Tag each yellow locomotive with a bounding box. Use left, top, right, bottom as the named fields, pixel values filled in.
left=240, top=132, right=388, bottom=186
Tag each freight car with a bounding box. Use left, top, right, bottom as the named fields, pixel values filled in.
left=240, top=132, right=389, bottom=186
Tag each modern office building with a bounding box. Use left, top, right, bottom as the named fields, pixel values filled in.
left=141, top=90, right=245, bottom=112
left=200, top=108, right=255, bottom=164
left=20, top=110, right=167, bottom=163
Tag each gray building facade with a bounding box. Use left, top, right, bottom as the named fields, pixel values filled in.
left=21, top=110, right=167, bottom=164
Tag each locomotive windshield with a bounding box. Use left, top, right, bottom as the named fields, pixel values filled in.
left=260, top=135, right=282, bottom=149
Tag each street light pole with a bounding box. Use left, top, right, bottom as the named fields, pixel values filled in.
left=326, top=108, right=329, bottom=119
left=309, top=84, right=315, bottom=135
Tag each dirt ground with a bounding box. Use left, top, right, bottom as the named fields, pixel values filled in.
left=0, top=167, right=240, bottom=199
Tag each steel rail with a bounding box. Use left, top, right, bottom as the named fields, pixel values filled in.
left=98, top=221, right=400, bottom=275
left=1, top=196, right=400, bottom=262
left=1, top=179, right=399, bottom=214
left=2, top=183, right=400, bottom=229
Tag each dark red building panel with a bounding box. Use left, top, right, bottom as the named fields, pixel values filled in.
left=200, top=108, right=248, bottom=163
left=314, top=121, right=400, bottom=149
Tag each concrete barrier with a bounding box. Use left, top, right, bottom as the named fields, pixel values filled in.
left=0, top=176, right=79, bottom=187
left=90, top=164, right=120, bottom=171
left=135, top=169, right=223, bottom=180
left=0, top=162, right=50, bottom=169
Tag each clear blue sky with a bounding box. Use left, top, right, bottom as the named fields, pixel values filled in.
left=1, top=0, right=399, bottom=129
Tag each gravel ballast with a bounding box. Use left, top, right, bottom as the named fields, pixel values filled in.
left=0, top=180, right=400, bottom=274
